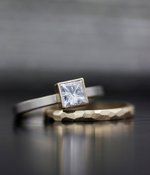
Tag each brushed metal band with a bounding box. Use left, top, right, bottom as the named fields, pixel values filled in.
left=14, top=86, right=104, bottom=115
left=45, top=103, right=135, bottom=122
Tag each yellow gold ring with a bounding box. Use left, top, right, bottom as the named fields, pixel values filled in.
left=45, top=102, right=135, bottom=122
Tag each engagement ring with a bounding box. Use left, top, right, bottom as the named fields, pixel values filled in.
left=14, top=78, right=104, bottom=115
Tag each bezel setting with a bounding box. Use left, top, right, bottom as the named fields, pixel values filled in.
left=57, top=78, right=89, bottom=109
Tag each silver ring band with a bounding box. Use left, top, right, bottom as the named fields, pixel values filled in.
left=14, top=86, right=104, bottom=115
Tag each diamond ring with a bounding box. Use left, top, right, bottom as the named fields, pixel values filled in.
left=14, top=78, right=104, bottom=115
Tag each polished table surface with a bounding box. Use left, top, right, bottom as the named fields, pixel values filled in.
left=0, top=93, right=150, bottom=175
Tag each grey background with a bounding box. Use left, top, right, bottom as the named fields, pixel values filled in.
left=0, top=0, right=150, bottom=94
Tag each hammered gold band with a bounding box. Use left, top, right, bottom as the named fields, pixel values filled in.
left=45, top=102, right=135, bottom=122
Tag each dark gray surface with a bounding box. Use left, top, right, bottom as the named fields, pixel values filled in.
left=0, top=0, right=150, bottom=92
left=0, top=93, right=150, bottom=175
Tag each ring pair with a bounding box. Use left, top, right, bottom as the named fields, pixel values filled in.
left=14, top=78, right=134, bottom=121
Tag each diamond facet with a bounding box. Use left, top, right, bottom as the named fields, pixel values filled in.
left=58, top=78, right=89, bottom=108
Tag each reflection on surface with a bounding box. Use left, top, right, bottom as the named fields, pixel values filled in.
left=47, top=121, right=134, bottom=175
left=14, top=117, right=134, bottom=175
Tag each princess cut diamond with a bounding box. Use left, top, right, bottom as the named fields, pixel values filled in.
left=57, top=78, right=89, bottom=108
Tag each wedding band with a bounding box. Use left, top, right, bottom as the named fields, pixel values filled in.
left=45, top=102, right=134, bottom=121
left=14, top=78, right=104, bottom=115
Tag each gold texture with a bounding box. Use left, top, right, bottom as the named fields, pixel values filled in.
left=45, top=102, right=135, bottom=122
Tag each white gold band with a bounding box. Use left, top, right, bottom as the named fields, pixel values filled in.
left=14, top=86, right=104, bottom=115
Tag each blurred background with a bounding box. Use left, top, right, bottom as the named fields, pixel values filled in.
left=0, top=0, right=150, bottom=96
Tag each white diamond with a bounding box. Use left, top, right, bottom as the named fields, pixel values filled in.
left=58, top=79, right=88, bottom=108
